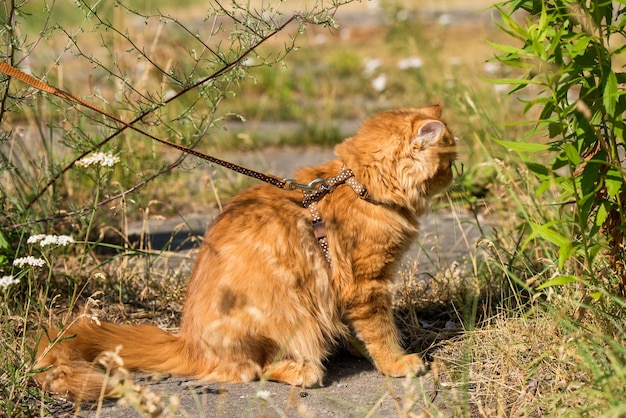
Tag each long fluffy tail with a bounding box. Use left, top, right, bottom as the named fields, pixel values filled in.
left=34, top=318, right=204, bottom=400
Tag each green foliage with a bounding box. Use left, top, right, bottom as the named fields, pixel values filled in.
left=485, top=5, right=626, bottom=412
left=492, top=0, right=626, bottom=293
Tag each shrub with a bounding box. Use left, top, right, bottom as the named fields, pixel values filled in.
left=492, top=0, right=626, bottom=297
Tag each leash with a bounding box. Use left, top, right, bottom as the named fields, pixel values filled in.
left=0, top=61, right=291, bottom=189
left=0, top=61, right=368, bottom=265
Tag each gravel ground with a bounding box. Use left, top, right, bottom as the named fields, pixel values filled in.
left=61, top=352, right=443, bottom=417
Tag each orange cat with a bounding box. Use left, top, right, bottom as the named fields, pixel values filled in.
left=34, top=105, right=457, bottom=400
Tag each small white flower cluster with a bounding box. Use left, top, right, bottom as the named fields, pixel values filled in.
left=255, top=390, right=271, bottom=401
left=363, top=57, right=389, bottom=93
left=363, top=58, right=382, bottom=77
left=0, top=275, right=20, bottom=289
left=76, top=152, right=120, bottom=168
left=27, top=234, right=75, bottom=247
left=13, top=256, right=45, bottom=268
left=371, top=74, right=387, bottom=92
left=397, top=56, right=423, bottom=70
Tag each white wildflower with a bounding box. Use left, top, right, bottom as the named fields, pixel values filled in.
left=27, top=234, right=47, bottom=244
left=43, top=235, right=74, bottom=247
left=363, top=58, right=382, bottom=77
left=396, top=8, right=409, bottom=22
left=76, top=152, right=120, bottom=168
left=163, top=89, right=177, bottom=100
left=256, top=390, right=271, bottom=400
left=367, top=0, right=380, bottom=10
left=371, top=74, right=387, bottom=92
left=241, top=57, right=255, bottom=67
left=438, top=13, right=452, bottom=26
left=494, top=83, right=511, bottom=94
left=397, top=56, right=423, bottom=70
left=483, top=62, right=502, bottom=75
left=13, top=256, right=46, bottom=268
left=28, top=234, right=74, bottom=247
left=0, top=275, right=20, bottom=289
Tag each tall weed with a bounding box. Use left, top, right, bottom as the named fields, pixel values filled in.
left=448, top=0, right=626, bottom=414
left=491, top=0, right=626, bottom=296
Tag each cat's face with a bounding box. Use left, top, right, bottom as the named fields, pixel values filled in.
left=335, top=105, right=457, bottom=210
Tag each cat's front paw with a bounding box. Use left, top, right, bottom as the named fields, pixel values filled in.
left=382, top=354, right=428, bottom=377
left=263, top=360, right=324, bottom=388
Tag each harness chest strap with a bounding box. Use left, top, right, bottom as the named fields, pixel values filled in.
left=301, top=166, right=368, bottom=266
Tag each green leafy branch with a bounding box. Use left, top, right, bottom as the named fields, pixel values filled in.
left=492, top=0, right=626, bottom=295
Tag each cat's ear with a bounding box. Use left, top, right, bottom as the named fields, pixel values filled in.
left=421, top=104, right=442, bottom=119
left=413, top=120, right=445, bottom=147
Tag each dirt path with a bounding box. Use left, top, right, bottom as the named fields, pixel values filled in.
left=61, top=352, right=443, bottom=417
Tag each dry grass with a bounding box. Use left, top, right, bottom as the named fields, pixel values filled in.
left=431, top=311, right=616, bottom=417
left=393, top=260, right=481, bottom=351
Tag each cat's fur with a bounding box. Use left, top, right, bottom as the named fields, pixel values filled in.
left=34, top=105, right=457, bottom=400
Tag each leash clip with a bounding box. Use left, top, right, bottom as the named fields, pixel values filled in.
left=283, top=177, right=329, bottom=191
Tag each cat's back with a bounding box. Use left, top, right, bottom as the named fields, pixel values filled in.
left=208, top=184, right=301, bottom=236
left=211, top=159, right=343, bottom=232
